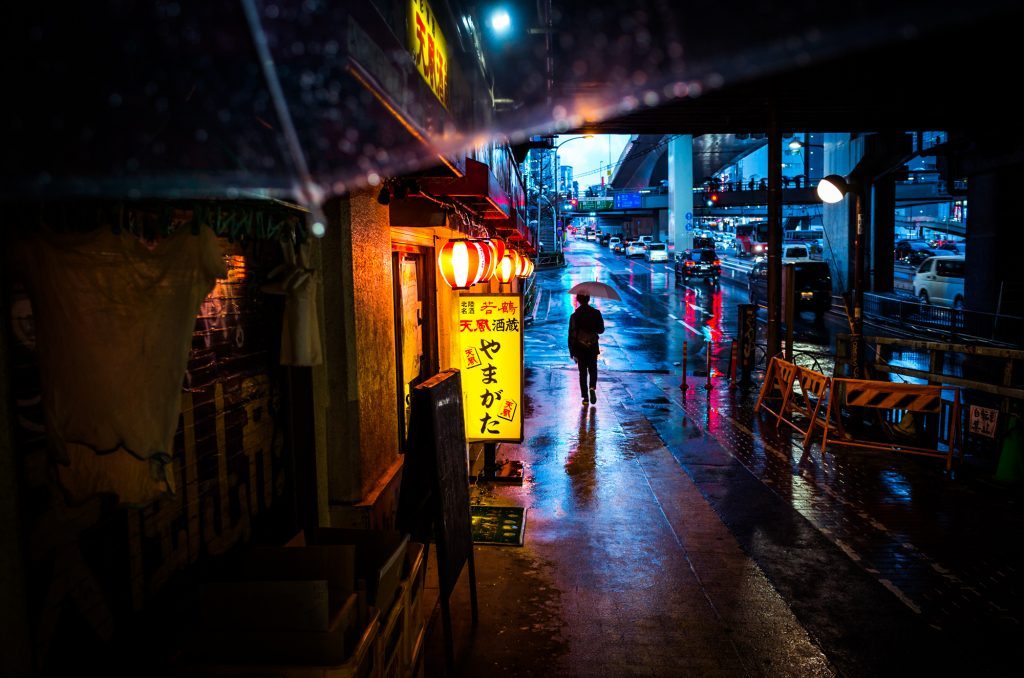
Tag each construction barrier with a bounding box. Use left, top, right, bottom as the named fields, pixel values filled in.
left=822, top=378, right=963, bottom=471
left=755, top=357, right=832, bottom=448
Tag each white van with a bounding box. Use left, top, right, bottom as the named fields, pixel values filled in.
left=913, top=255, right=965, bottom=308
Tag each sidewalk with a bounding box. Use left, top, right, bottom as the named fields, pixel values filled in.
left=421, top=364, right=1024, bottom=676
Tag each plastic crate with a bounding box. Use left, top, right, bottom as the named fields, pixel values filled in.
left=402, top=543, right=427, bottom=674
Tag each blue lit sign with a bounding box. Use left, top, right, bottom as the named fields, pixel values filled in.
left=614, top=192, right=642, bottom=209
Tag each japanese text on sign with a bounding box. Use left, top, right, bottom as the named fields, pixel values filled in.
left=409, top=0, right=448, bottom=108
left=459, top=295, right=522, bottom=441
left=969, top=405, right=998, bottom=438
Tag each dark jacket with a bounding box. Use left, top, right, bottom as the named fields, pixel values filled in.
left=568, top=303, right=605, bottom=358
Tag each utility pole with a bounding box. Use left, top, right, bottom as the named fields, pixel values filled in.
left=766, top=114, right=783, bottom=361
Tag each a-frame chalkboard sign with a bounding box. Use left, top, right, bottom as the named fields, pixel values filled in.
left=397, top=369, right=478, bottom=671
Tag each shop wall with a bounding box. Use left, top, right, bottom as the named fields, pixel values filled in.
left=2, top=227, right=298, bottom=673
left=318, top=191, right=400, bottom=515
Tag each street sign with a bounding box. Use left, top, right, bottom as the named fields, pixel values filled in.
left=578, top=197, right=613, bottom=211
left=969, top=405, right=998, bottom=438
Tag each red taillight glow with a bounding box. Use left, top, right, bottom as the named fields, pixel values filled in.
left=713, top=259, right=721, bottom=266
left=684, top=260, right=695, bottom=267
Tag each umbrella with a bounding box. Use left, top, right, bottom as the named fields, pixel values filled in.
left=569, top=281, right=621, bottom=301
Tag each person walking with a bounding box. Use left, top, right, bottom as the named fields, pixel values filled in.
left=568, top=293, right=605, bottom=406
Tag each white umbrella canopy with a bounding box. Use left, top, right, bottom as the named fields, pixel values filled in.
left=569, top=281, right=621, bottom=301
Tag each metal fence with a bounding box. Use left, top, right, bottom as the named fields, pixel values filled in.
left=864, top=293, right=1024, bottom=347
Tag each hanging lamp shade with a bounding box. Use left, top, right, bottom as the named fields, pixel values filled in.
left=474, top=239, right=498, bottom=282
left=513, top=249, right=526, bottom=277
left=489, top=237, right=506, bottom=264
left=517, top=254, right=533, bottom=278
left=523, top=255, right=535, bottom=277
left=437, top=239, right=485, bottom=289
left=495, top=250, right=517, bottom=284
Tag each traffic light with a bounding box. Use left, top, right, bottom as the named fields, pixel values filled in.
left=705, top=192, right=719, bottom=207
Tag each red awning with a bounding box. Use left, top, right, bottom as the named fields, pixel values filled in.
left=417, top=159, right=512, bottom=221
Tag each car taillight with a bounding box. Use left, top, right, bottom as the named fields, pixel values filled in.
left=684, top=260, right=695, bottom=267
left=713, top=259, right=721, bottom=266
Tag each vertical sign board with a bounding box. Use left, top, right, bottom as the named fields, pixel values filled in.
left=397, top=370, right=478, bottom=669
left=408, top=0, right=448, bottom=108
left=458, top=294, right=524, bottom=443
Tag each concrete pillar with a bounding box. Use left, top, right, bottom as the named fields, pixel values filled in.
left=821, top=134, right=866, bottom=294
left=313, top=190, right=401, bottom=526
left=871, top=179, right=896, bottom=293
left=668, top=135, right=694, bottom=252
left=965, top=162, right=1024, bottom=315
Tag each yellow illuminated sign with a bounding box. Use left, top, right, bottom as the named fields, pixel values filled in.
left=458, top=294, right=522, bottom=442
left=409, top=0, right=448, bottom=108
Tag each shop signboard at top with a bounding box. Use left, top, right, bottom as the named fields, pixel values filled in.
left=458, top=294, right=523, bottom=442
left=408, top=0, right=448, bottom=108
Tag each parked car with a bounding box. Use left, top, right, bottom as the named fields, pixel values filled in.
left=626, top=241, right=646, bottom=258
left=913, top=255, right=965, bottom=308
left=782, top=243, right=811, bottom=262
left=610, top=237, right=624, bottom=253
left=645, top=242, right=669, bottom=263
left=894, top=239, right=931, bottom=262
left=675, top=248, right=721, bottom=286
left=905, top=248, right=936, bottom=267
left=748, top=260, right=832, bottom=320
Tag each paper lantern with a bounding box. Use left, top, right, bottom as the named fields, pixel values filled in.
left=495, top=250, right=517, bottom=284
left=474, top=239, right=498, bottom=282
left=517, top=254, right=533, bottom=278
left=521, top=255, right=535, bottom=277
left=437, top=239, right=485, bottom=290
left=489, top=237, right=506, bottom=264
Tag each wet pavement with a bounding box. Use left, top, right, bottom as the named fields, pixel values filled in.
left=424, top=240, right=1024, bottom=676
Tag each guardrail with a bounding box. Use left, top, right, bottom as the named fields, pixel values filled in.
left=863, top=293, right=1024, bottom=347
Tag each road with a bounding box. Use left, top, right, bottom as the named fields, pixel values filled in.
left=529, top=238, right=846, bottom=378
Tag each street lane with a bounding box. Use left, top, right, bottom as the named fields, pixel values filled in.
left=530, top=238, right=840, bottom=379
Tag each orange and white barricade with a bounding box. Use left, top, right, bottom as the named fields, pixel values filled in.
left=755, top=357, right=833, bottom=448
left=822, top=378, right=963, bottom=470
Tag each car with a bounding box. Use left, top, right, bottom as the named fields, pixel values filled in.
left=905, top=248, right=936, bottom=267
left=626, top=241, right=645, bottom=258
left=748, top=260, right=832, bottom=320
left=644, top=242, right=669, bottom=263
left=599, top=233, right=611, bottom=246
left=913, top=255, right=965, bottom=308
left=692, top=236, right=716, bottom=250
left=782, top=243, right=812, bottom=261
left=894, top=239, right=931, bottom=262
left=636, top=235, right=654, bottom=247
left=675, top=248, right=721, bottom=286
left=585, top=230, right=597, bottom=241
left=610, top=237, right=624, bottom=253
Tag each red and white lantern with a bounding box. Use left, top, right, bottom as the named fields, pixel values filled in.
left=437, top=239, right=485, bottom=290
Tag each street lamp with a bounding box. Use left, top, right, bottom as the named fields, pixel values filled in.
left=818, top=173, right=865, bottom=377
left=552, top=135, right=593, bottom=254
